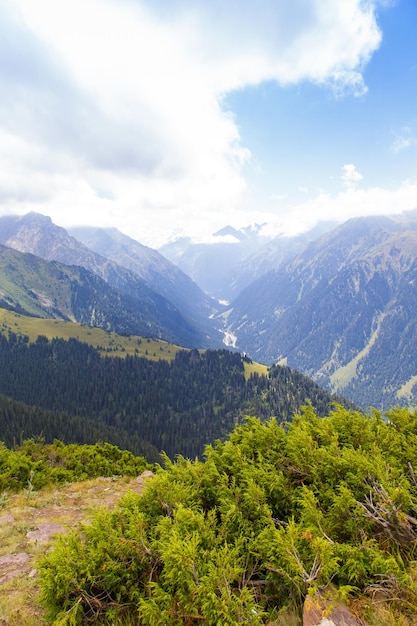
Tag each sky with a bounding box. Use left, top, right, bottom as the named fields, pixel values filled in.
left=1, top=0, right=417, bottom=247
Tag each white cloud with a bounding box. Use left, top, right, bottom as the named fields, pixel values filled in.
left=0, top=0, right=385, bottom=243
left=342, top=164, right=364, bottom=190
left=392, top=127, right=417, bottom=153
left=263, top=180, right=417, bottom=238
left=329, top=71, right=368, bottom=98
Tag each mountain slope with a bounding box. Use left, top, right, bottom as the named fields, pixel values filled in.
left=0, top=244, right=206, bottom=346
left=0, top=213, right=218, bottom=347
left=0, top=330, right=354, bottom=459
left=227, top=214, right=417, bottom=409
left=0, top=393, right=160, bottom=461
left=68, top=225, right=219, bottom=337
left=159, top=222, right=335, bottom=301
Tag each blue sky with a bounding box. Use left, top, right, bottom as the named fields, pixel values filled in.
left=1, top=0, right=417, bottom=245
left=227, top=0, right=417, bottom=221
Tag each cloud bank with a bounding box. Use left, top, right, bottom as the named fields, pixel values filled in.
left=1, top=0, right=412, bottom=244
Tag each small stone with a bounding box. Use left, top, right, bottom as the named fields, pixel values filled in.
left=0, top=514, right=14, bottom=525
left=0, top=553, right=31, bottom=567
left=136, top=470, right=155, bottom=491
left=303, top=591, right=364, bottom=626
left=137, top=470, right=154, bottom=482
left=26, top=522, right=66, bottom=544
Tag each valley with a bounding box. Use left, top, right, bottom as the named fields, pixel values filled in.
left=2, top=210, right=417, bottom=412
left=0, top=320, right=343, bottom=460
left=1, top=210, right=417, bottom=625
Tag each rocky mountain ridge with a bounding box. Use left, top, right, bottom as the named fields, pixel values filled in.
left=68, top=225, right=217, bottom=334
left=0, top=213, right=222, bottom=348
left=0, top=244, right=207, bottom=347
left=225, top=213, right=417, bottom=408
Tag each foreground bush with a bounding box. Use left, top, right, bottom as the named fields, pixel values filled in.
left=39, top=405, right=417, bottom=624
left=0, top=439, right=151, bottom=492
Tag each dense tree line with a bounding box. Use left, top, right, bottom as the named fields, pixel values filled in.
left=39, top=405, right=417, bottom=625
left=0, top=394, right=160, bottom=462
left=0, top=332, right=353, bottom=458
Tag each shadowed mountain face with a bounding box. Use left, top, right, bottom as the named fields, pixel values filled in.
left=0, top=244, right=209, bottom=346
left=0, top=213, right=223, bottom=348
left=226, top=214, right=417, bottom=409
left=68, top=225, right=219, bottom=337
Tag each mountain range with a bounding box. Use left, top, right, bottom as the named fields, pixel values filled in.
left=225, top=212, right=417, bottom=409
left=0, top=212, right=222, bottom=349
left=159, top=224, right=270, bottom=300
left=68, top=224, right=217, bottom=333
left=0, top=244, right=210, bottom=346
left=1, top=210, right=417, bottom=410
left=159, top=221, right=335, bottom=301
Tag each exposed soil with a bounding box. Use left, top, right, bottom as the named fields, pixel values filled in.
left=0, top=473, right=152, bottom=625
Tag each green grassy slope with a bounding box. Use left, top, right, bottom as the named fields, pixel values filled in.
left=0, top=308, right=182, bottom=361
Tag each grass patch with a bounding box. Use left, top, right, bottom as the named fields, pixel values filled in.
left=243, top=359, right=269, bottom=380
left=0, top=577, right=48, bottom=626
left=1, top=307, right=269, bottom=372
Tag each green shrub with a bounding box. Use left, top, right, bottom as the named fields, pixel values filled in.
left=38, top=405, right=417, bottom=624
left=0, top=439, right=151, bottom=493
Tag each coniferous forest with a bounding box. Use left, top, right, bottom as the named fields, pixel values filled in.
left=0, top=332, right=351, bottom=459
left=0, top=393, right=160, bottom=462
